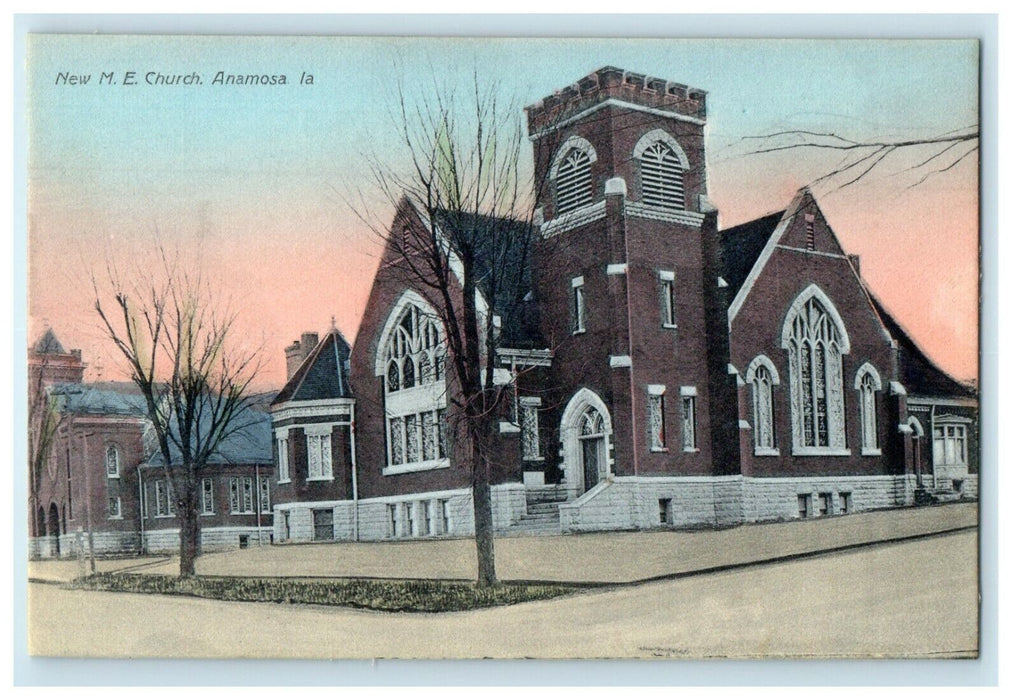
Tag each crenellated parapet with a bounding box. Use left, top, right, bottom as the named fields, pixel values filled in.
left=526, top=66, right=707, bottom=136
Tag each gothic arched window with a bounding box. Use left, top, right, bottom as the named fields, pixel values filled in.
left=748, top=357, right=780, bottom=455
left=855, top=363, right=882, bottom=455
left=640, top=141, right=685, bottom=210
left=556, top=148, right=593, bottom=215
left=381, top=300, right=448, bottom=472
left=783, top=289, right=849, bottom=454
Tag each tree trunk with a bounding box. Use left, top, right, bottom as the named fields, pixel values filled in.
left=470, top=425, right=498, bottom=587
left=177, top=469, right=201, bottom=577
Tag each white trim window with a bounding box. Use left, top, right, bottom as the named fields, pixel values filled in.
left=555, top=147, right=594, bottom=215
left=276, top=433, right=290, bottom=483
left=230, top=476, right=255, bottom=514
left=519, top=397, right=542, bottom=462
left=640, top=141, right=686, bottom=210
left=108, top=496, right=121, bottom=519
left=933, top=424, right=968, bottom=467
left=648, top=385, right=666, bottom=452
left=305, top=428, right=334, bottom=481
left=200, top=477, right=215, bottom=515
left=571, top=276, right=586, bottom=334
left=749, top=360, right=778, bottom=455
left=105, top=445, right=120, bottom=478
left=784, top=292, right=848, bottom=454
left=259, top=476, right=271, bottom=514
left=659, top=270, right=676, bottom=328
left=153, top=479, right=174, bottom=518
left=382, top=303, right=449, bottom=475
left=856, top=364, right=882, bottom=455
left=681, top=394, right=697, bottom=452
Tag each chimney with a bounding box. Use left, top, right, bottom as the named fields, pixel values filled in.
left=285, top=332, right=319, bottom=380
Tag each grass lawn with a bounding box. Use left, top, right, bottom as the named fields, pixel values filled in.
left=68, top=572, right=583, bottom=613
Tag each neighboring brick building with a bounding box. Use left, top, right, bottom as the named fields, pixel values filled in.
left=271, top=66, right=977, bottom=542
left=28, top=330, right=275, bottom=558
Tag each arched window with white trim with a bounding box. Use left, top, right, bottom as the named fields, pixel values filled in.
left=105, top=445, right=120, bottom=478
left=782, top=286, right=849, bottom=454
left=855, top=363, right=882, bottom=455
left=747, top=356, right=780, bottom=455
left=378, top=296, right=448, bottom=474
left=633, top=129, right=691, bottom=212
left=640, top=141, right=685, bottom=210
left=556, top=148, right=593, bottom=215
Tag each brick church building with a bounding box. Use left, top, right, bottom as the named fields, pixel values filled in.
left=28, top=329, right=274, bottom=558
left=269, top=65, right=978, bottom=541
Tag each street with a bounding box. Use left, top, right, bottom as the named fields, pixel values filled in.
left=28, top=529, right=978, bottom=659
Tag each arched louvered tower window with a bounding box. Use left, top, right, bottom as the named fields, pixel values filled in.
left=555, top=148, right=593, bottom=215
left=640, top=141, right=685, bottom=210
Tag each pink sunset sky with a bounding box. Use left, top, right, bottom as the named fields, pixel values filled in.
left=27, top=36, right=980, bottom=391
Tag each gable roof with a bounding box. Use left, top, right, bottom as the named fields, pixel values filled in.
left=432, top=208, right=545, bottom=349
left=870, top=295, right=976, bottom=399
left=719, top=210, right=785, bottom=299
left=32, top=328, right=66, bottom=355
left=272, top=327, right=353, bottom=405
left=144, top=406, right=273, bottom=467
left=50, top=383, right=149, bottom=417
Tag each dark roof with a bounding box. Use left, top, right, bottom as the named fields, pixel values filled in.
left=272, top=327, right=353, bottom=405
left=33, top=328, right=67, bottom=355
left=434, top=209, right=545, bottom=348
left=870, top=295, right=976, bottom=399
left=719, top=210, right=784, bottom=298
left=145, top=406, right=272, bottom=467
left=50, top=383, right=149, bottom=417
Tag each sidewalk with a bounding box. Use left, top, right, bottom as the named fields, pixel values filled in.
left=29, top=501, right=975, bottom=585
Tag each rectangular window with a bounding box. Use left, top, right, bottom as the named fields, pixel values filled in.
left=404, top=502, right=415, bottom=537
left=154, top=479, right=171, bottom=517
left=388, top=504, right=398, bottom=538
left=306, top=431, right=333, bottom=479
left=648, top=386, right=666, bottom=451
left=230, top=477, right=255, bottom=514
left=797, top=494, right=811, bottom=519
left=520, top=398, right=542, bottom=461
left=423, top=501, right=433, bottom=536
left=805, top=214, right=816, bottom=251
left=659, top=270, right=676, bottom=327
left=108, top=497, right=121, bottom=519
left=441, top=499, right=452, bottom=534
left=405, top=414, right=421, bottom=463
left=201, top=477, right=215, bottom=515
left=572, top=276, right=586, bottom=333
left=933, top=425, right=968, bottom=466
left=313, top=508, right=333, bottom=541
left=839, top=492, right=851, bottom=514
left=277, top=435, right=290, bottom=483
left=658, top=498, right=673, bottom=525
left=259, top=476, right=271, bottom=514
left=818, top=493, right=832, bottom=516
left=682, top=396, right=697, bottom=451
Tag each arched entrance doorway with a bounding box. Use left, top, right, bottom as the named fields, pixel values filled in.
left=907, top=416, right=925, bottom=488
left=47, top=502, right=61, bottom=556
left=560, top=388, right=613, bottom=498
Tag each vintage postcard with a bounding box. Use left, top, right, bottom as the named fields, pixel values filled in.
left=24, top=32, right=981, bottom=662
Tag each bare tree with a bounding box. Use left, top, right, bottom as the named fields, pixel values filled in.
left=93, top=249, right=263, bottom=577
left=350, top=76, right=565, bottom=587
left=741, top=127, right=979, bottom=191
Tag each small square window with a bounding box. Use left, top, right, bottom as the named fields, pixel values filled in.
left=818, top=493, right=832, bottom=516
